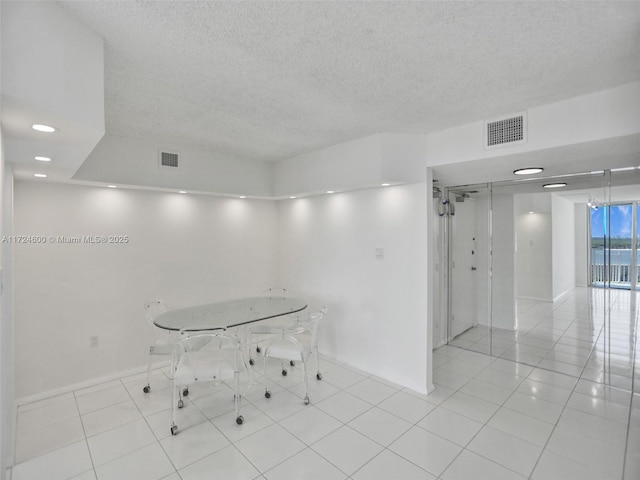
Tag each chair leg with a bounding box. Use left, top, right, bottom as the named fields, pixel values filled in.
left=234, top=347, right=244, bottom=425
left=239, top=346, right=256, bottom=385
left=302, top=356, right=310, bottom=405
left=170, top=384, right=179, bottom=435
left=313, top=345, right=322, bottom=380
left=143, top=351, right=153, bottom=393
left=264, top=351, right=272, bottom=399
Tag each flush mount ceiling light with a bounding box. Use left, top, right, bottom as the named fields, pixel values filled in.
left=326, top=190, right=335, bottom=194
left=611, top=166, right=639, bottom=172
left=34, top=173, right=47, bottom=178
left=381, top=183, right=391, bottom=187
left=35, top=156, right=51, bottom=162
left=178, top=190, right=187, bottom=194
left=289, top=196, right=297, bottom=199
left=513, top=167, right=544, bottom=175
left=32, top=124, right=56, bottom=133
left=107, top=185, right=117, bottom=188
left=543, top=182, right=567, bottom=189
left=239, top=195, right=246, bottom=199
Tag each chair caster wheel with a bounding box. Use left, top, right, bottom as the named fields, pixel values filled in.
left=265, top=390, right=271, bottom=399
left=178, top=399, right=184, bottom=409
left=290, top=360, right=295, bottom=367
left=171, top=425, right=178, bottom=436
left=281, top=369, right=287, bottom=376
left=183, top=388, right=189, bottom=397
left=236, top=415, right=244, bottom=425
left=256, top=346, right=261, bottom=353
left=249, top=358, right=255, bottom=366
left=143, top=385, right=150, bottom=394
left=316, top=373, right=323, bottom=381
left=304, top=396, right=310, bottom=405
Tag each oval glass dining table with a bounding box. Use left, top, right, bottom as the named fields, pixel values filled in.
left=153, top=296, right=308, bottom=433
left=153, top=296, right=308, bottom=331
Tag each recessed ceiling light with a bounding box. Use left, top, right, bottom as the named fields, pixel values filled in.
left=289, top=196, right=297, bottom=199
left=513, top=167, right=543, bottom=175
left=178, top=190, right=187, bottom=194
left=529, top=211, right=534, bottom=214
left=35, top=156, right=51, bottom=162
left=107, top=185, right=117, bottom=188
left=543, top=183, right=567, bottom=189
left=381, top=183, right=391, bottom=187
left=34, top=173, right=47, bottom=178
left=326, top=190, right=335, bottom=194
left=32, top=124, right=56, bottom=133
left=239, top=195, right=246, bottom=199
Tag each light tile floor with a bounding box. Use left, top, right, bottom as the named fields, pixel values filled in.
left=451, top=287, right=640, bottom=392
left=12, top=344, right=640, bottom=480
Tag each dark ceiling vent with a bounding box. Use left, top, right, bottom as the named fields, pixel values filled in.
left=484, top=112, right=527, bottom=149
left=159, top=150, right=180, bottom=169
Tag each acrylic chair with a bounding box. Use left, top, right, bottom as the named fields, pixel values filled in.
left=142, top=300, right=178, bottom=394
left=142, top=300, right=208, bottom=398
left=170, top=329, right=245, bottom=435
left=247, top=288, right=292, bottom=366
left=263, top=306, right=327, bottom=405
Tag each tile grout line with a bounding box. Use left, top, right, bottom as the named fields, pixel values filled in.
left=430, top=350, right=532, bottom=478
left=72, top=384, right=98, bottom=479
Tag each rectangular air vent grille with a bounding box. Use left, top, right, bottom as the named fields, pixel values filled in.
left=484, top=112, right=527, bottom=149
left=487, top=115, right=523, bottom=146
left=160, top=152, right=179, bottom=167
left=159, top=151, right=179, bottom=168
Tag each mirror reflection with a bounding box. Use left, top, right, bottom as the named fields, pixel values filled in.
left=439, top=168, right=640, bottom=394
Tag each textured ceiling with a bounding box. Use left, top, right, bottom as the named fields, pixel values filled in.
left=57, top=0, right=640, bottom=162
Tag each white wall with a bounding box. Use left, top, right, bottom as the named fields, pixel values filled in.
left=491, top=193, right=516, bottom=330
left=273, top=133, right=426, bottom=197
left=552, top=194, right=576, bottom=300
left=276, top=183, right=430, bottom=394
left=74, top=134, right=273, bottom=198
left=575, top=204, right=588, bottom=287
left=1, top=1, right=105, bottom=179
left=14, top=182, right=279, bottom=398
left=515, top=212, right=552, bottom=301
left=0, top=129, right=16, bottom=479
left=515, top=193, right=553, bottom=302
left=426, top=82, right=640, bottom=168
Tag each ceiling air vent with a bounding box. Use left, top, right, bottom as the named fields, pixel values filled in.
left=159, top=150, right=180, bottom=169
left=484, top=112, right=527, bottom=149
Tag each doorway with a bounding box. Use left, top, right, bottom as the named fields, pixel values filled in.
left=447, top=189, right=478, bottom=339
left=443, top=185, right=491, bottom=352
left=590, top=202, right=639, bottom=290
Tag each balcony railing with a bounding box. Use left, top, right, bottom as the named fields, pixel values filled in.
left=591, top=263, right=640, bottom=284
left=591, top=248, right=639, bottom=286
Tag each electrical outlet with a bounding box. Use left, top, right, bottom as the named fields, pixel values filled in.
left=90, top=335, right=99, bottom=348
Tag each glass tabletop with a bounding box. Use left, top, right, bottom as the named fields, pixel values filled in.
left=153, top=296, right=308, bottom=331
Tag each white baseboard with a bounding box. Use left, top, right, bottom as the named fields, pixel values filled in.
left=16, top=359, right=172, bottom=407
left=517, top=295, right=553, bottom=303
left=552, top=287, right=573, bottom=303
left=432, top=339, right=447, bottom=350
